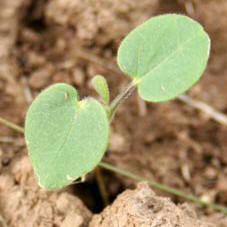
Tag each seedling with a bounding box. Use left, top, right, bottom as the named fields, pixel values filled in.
left=25, top=14, right=210, bottom=190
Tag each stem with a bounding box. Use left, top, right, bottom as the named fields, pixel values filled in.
left=0, top=117, right=24, bottom=133
left=108, top=80, right=137, bottom=121
left=95, top=167, right=109, bottom=206
left=1, top=116, right=227, bottom=214
left=98, top=161, right=227, bottom=215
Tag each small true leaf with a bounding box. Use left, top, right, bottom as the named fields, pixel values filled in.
left=25, top=83, right=109, bottom=190
left=117, top=14, right=210, bottom=102
left=92, top=75, right=110, bottom=105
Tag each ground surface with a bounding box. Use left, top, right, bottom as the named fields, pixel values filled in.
left=0, top=0, right=227, bottom=226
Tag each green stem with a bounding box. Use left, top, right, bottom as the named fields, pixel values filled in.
left=96, top=80, right=138, bottom=201
left=0, top=117, right=24, bottom=133
left=108, top=80, right=137, bottom=121
left=1, top=116, right=227, bottom=214
left=95, top=167, right=109, bottom=206
left=98, top=161, right=227, bottom=215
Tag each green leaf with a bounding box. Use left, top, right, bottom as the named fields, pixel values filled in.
left=91, top=75, right=110, bottom=105
left=25, top=83, right=109, bottom=190
left=117, top=14, right=210, bottom=102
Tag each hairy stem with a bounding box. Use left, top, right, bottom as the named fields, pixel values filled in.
left=96, top=79, right=138, bottom=200
left=98, top=161, right=227, bottom=214
left=108, top=80, right=137, bottom=121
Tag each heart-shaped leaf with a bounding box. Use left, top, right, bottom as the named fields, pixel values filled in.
left=25, top=83, right=109, bottom=189
left=117, top=14, right=210, bottom=102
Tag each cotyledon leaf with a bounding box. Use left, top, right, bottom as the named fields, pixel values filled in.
left=117, top=14, right=210, bottom=102
left=25, top=83, right=109, bottom=190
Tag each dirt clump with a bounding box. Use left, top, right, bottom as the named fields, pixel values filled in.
left=46, top=0, right=159, bottom=45
left=89, top=183, right=214, bottom=227
left=0, top=0, right=31, bottom=58
left=0, top=155, right=91, bottom=227
left=0, top=0, right=31, bottom=123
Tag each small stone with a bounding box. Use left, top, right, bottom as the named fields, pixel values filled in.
left=62, top=213, right=83, bottom=227
left=29, top=64, right=54, bottom=89
left=72, top=67, right=85, bottom=86
left=109, top=130, right=126, bottom=153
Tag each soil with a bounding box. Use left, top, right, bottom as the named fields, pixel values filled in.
left=89, top=183, right=214, bottom=227
left=0, top=0, right=227, bottom=226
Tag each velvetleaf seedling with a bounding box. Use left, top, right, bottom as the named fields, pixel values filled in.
left=25, top=14, right=210, bottom=190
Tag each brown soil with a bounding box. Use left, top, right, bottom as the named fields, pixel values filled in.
left=90, top=183, right=214, bottom=227
left=0, top=0, right=227, bottom=226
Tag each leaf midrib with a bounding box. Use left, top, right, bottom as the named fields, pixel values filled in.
left=137, top=32, right=203, bottom=82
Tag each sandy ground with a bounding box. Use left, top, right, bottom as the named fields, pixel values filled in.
left=0, top=0, right=227, bottom=226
